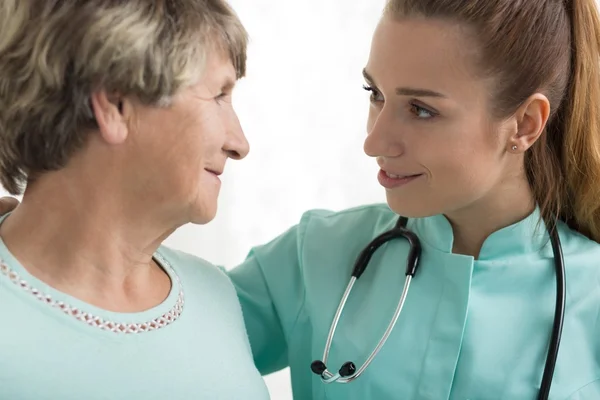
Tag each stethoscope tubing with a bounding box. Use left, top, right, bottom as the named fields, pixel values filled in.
left=312, top=216, right=566, bottom=400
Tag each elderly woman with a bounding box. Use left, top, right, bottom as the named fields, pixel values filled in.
left=0, top=1, right=269, bottom=399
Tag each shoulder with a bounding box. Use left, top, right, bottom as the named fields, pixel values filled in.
left=155, top=245, right=235, bottom=294
left=557, top=221, right=600, bottom=262
left=299, top=203, right=397, bottom=237
left=299, top=203, right=398, bottom=246
left=555, top=222, right=600, bottom=309
left=296, top=203, right=399, bottom=267
left=240, top=203, right=399, bottom=277
left=248, top=203, right=397, bottom=262
left=555, top=224, right=600, bottom=391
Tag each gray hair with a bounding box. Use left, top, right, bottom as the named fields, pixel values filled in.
left=0, top=0, right=248, bottom=194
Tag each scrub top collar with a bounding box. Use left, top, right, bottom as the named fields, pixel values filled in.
left=408, top=207, right=550, bottom=260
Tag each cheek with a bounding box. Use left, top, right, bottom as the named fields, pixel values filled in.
left=138, top=116, right=209, bottom=194
left=425, top=126, right=503, bottom=196
left=173, top=114, right=219, bottom=165
left=177, top=113, right=225, bottom=187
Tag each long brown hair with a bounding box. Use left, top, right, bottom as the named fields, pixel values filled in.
left=384, top=0, right=600, bottom=242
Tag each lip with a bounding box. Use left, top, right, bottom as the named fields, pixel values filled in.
left=205, top=168, right=223, bottom=176
left=377, top=169, right=423, bottom=189
left=205, top=168, right=223, bottom=184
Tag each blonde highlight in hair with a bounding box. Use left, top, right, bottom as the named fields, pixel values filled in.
left=384, top=0, right=600, bottom=243
left=0, top=0, right=248, bottom=194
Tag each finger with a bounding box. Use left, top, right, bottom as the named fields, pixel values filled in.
left=0, top=196, right=19, bottom=215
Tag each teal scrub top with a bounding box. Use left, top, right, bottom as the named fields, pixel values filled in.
left=228, top=204, right=600, bottom=399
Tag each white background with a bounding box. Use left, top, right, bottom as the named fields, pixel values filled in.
left=191, top=2, right=387, bottom=397
left=196, top=2, right=387, bottom=397
left=0, top=1, right=387, bottom=399
left=195, top=2, right=387, bottom=397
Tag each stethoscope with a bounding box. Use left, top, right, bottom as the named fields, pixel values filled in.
left=310, top=215, right=566, bottom=400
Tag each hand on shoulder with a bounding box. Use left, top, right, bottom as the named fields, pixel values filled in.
left=0, top=197, right=19, bottom=215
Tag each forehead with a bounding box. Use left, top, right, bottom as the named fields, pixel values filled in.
left=201, top=49, right=236, bottom=84
left=173, top=50, right=236, bottom=106
left=366, top=17, right=485, bottom=102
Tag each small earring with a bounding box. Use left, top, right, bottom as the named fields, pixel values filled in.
left=511, top=145, right=518, bottom=151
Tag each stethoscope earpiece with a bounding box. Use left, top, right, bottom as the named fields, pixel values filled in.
left=310, top=360, right=327, bottom=375
left=339, top=361, right=356, bottom=377
left=310, top=359, right=357, bottom=383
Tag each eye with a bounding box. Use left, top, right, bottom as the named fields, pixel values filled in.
left=215, top=92, right=228, bottom=104
left=363, top=84, right=384, bottom=103
left=409, top=103, right=436, bottom=119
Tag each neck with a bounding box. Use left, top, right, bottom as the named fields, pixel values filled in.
left=0, top=166, right=177, bottom=312
left=446, top=176, right=535, bottom=259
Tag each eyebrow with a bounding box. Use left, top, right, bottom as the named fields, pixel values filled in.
left=362, top=68, right=447, bottom=99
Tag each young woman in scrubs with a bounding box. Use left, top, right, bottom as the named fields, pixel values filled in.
left=228, top=0, right=600, bottom=398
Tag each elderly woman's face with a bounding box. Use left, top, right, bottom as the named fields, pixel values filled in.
left=125, top=50, right=249, bottom=225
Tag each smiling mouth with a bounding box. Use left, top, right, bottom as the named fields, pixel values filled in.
left=384, top=172, right=422, bottom=179
left=377, top=169, right=423, bottom=189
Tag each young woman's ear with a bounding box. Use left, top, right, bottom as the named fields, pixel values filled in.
left=507, top=93, right=551, bottom=152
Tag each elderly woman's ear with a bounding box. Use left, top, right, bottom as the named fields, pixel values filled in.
left=90, top=90, right=129, bottom=145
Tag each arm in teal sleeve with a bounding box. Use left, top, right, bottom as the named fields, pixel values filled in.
left=227, top=223, right=307, bottom=375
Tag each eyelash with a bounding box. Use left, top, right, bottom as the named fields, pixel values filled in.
left=362, top=85, right=437, bottom=120
left=215, top=93, right=226, bottom=104
left=363, top=84, right=382, bottom=102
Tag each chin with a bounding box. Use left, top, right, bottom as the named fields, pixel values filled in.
left=180, top=188, right=219, bottom=224
left=190, top=211, right=217, bottom=225
left=190, top=215, right=215, bottom=225
left=187, top=202, right=218, bottom=225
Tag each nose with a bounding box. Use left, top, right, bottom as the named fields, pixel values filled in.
left=363, top=107, right=403, bottom=158
left=223, top=112, right=250, bottom=160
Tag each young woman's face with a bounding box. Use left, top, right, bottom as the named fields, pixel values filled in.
left=363, top=16, right=521, bottom=218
